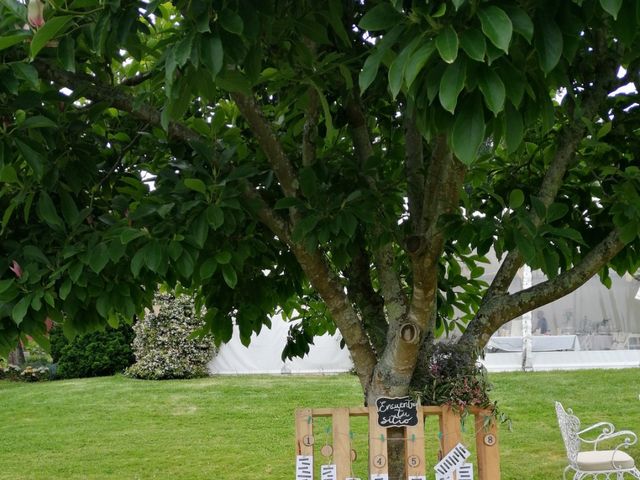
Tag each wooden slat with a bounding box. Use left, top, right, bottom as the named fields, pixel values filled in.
left=295, top=408, right=314, bottom=457
left=439, top=407, right=462, bottom=480
left=332, top=408, right=351, bottom=479
left=475, top=414, right=500, bottom=480
left=405, top=405, right=426, bottom=477
left=368, top=405, right=389, bottom=476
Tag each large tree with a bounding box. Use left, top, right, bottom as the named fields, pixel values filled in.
left=1, top=0, right=639, bottom=421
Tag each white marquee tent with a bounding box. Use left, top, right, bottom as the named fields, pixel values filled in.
left=208, top=314, right=353, bottom=375
left=208, top=264, right=640, bottom=375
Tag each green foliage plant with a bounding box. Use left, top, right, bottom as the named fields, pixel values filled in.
left=125, top=293, right=216, bottom=380
left=50, top=324, right=135, bottom=379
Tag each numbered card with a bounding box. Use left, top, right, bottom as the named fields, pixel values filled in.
left=320, top=464, right=336, bottom=480
left=296, top=455, right=313, bottom=480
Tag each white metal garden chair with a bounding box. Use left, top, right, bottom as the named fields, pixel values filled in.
left=556, top=401, right=640, bottom=479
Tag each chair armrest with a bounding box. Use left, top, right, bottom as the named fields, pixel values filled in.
left=593, top=430, right=638, bottom=451
left=578, top=422, right=615, bottom=445
left=579, top=423, right=638, bottom=451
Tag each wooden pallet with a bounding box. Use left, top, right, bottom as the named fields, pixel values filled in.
left=295, top=406, right=499, bottom=479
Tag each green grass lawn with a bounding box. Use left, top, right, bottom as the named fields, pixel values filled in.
left=1, top=369, right=639, bottom=479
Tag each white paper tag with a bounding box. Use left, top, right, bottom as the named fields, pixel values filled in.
left=321, top=464, right=336, bottom=480
left=371, top=474, right=389, bottom=480
left=457, top=463, right=474, bottom=480
left=296, top=455, right=313, bottom=480
left=408, top=476, right=426, bottom=480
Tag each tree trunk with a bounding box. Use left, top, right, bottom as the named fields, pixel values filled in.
left=8, top=342, right=25, bottom=366
left=367, top=374, right=411, bottom=480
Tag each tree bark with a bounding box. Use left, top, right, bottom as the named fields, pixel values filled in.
left=8, top=342, right=25, bottom=367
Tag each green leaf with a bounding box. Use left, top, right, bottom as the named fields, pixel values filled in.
left=478, top=68, right=505, bottom=115
left=221, top=264, right=238, bottom=289
left=535, top=16, right=563, bottom=74
left=206, top=205, right=224, bottom=229
left=176, top=250, right=195, bottom=278
left=200, top=34, right=223, bottom=77
left=460, top=29, right=486, bottom=62
left=215, top=251, right=232, bottom=264
left=600, top=0, right=623, bottom=19
left=509, top=189, right=525, bottom=209
left=451, top=95, right=485, bottom=166
left=57, top=36, right=75, bottom=72
left=552, top=227, right=585, bottom=245
left=504, top=103, right=524, bottom=154
left=435, top=25, right=458, bottom=64
left=388, top=37, right=421, bottom=99
left=478, top=6, right=513, bottom=53
left=299, top=167, right=318, bottom=199
left=108, top=240, right=126, bottom=263
left=12, top=295, right=31, bottom=325
left=547, top=203, right=569, bottom=222
left=59, top=278, right=72, bottom=300
left=219, top=9, right=244, bottom=34
left=452, top=0, right=466, bottom=10
left=14, top=138, right=44, bottom=179
left=0, top=165, right=18, bottom=183
left=184, top=178, right=207, bottom=194
left=60, top=192, right=80, bottom=227
left=12, top=63, right=38, bottom=87
left=30, top=16, right=73, bottom=59
left=18, top=115, right=58, bottom=129
left=359, top=53, right=382, bottom=94
left=175, top=32, right=194, bottom=67
left=191, top=213, right=209, bottom=248
left=37, top=192, right=64, bottom=230
left=89, top=243, right=109, bottom=274
left=504, top=6, right=534, bottom=43
left=514, top=233, right=536, bottom=261
left=404, top=41, right=435, bottom=88
left=130, top=249, right=145, bottom=277
left=199, top=258, right=217, bottom=279
left=0, top=34, right=28, bottom=52
left=144, top=241, right=163, bottom=272
left=0, top=279, right=14, bottom=295
left=438, top=57, right=467, bottom=114
left=358, top=3, right=402, bottom=31
left=120, top=228, right=146, bottom=244
left=274, top=197, right=302, bottom=210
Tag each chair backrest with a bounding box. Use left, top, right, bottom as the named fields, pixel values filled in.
left=555, top=401, right=582, bottom=464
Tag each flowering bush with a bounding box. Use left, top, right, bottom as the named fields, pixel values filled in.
left=19, top=365, right=50, bottom=382
left=411, top=341, right=509, bottom=426
left=125, top=293, right=216, bottom=380
left=0, top=363, right=49, bottom=382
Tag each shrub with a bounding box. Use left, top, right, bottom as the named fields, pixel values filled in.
left=126, top=293, right=216, bottom=380
left=50, top=324, right=135, bottom=379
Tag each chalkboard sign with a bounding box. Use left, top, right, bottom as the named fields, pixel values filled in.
left=376, top=396, right=419, bottom=428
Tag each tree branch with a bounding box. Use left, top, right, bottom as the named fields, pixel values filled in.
left=404, top=112, right=424, bottom=234
left=344, top=97, right=409, bottom=323
left=292, top=244, right=378, bottom=390
left=302, top=87, right=319, bottom=167
left=461, top=229, right=627, bottom=349
left=480, top=50, right=621, bottom=302
left=33, top=60, right=204, bottom=147
left=345, top=239, right=388, bottom=355
left=231, top=92, right=299, bottom=199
